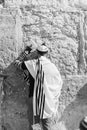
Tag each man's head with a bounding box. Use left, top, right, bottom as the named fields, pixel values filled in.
left=23, top=43, right=49, bottom=60
left=36, top=44, right=49, bottom=56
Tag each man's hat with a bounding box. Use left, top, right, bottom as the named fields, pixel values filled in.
left=36, top=44, right=49, bottom=53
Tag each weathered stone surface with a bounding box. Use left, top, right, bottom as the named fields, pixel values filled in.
left=0, top=8, right=24, bottom=69
left=0, top=2, right=80, bottom=75
left=48, top=39, right=78, bottom=75
left=73, top=0, right=87, bottom=10
left=60, top=75, right=87, bottom=130
left=21, top=5, right=79, bottom=75
left=0, top=11, right=16, bottom=69
left=59, top=76, right=87, bottom=113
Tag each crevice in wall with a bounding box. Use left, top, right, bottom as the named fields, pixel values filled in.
left=77, top=12, right=86, bottom=74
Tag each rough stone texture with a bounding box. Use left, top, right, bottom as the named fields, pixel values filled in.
left=59, top=75, right=87, bottom=114
left=0, top=8, right=16, bottom=69
left=60, top=75, right=87, bottom=130
left=0, top=0, right=87, bottom=130
left=0, top=0, right=82, bottom=75
left=22, top=5, right=79, bottom=76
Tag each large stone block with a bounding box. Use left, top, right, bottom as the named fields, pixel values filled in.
left=48, top=39, right=78, bottom=75
left=0, top=8, right=23, bottom=69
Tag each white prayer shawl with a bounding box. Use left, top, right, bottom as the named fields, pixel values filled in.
left=25, top=56, right=63, bottom=119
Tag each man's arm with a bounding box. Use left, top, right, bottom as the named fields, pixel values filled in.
left=14, top=46, right=32, bottom=69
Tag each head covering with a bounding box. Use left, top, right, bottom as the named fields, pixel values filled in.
left=80, top=116, right=87, bottom=130
left=36, top=44, right=49, bottom=53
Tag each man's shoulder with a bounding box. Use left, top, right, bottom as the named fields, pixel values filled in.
left=40, top=56, right=51, bottom=63
left=40, top=57, right=59, bottom=71
left=25, top=59, right=36, bottom=64
left=24, top=59, right=36, bottom=68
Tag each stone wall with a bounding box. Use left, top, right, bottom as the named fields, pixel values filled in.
left=0, top=0, right=87, bottom=130
left=1, top=0, right=87, bottom=75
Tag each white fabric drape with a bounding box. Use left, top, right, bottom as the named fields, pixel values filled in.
left=25, top=56, right=63, bottom=119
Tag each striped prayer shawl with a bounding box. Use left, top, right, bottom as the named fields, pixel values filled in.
left=23, top=69, right=30, bottom=85
left=35, top=58, right=45, bottom=119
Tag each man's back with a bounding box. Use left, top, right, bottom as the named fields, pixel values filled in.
left=39, top=56, right=62, bottom=91
left=38, top=56, right=63, bottom=118
left=24, top=55, right=63, bottom=118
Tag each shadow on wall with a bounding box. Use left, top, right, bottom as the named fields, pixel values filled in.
left=76, top=83, right=87, bottom=101
left=0, top=56, right=31, bottom=129
left=61, top=83, right=87, bottom=130
left=0, top=0, right=4, bottom=7
left=0, top=44, right=39, bottom=130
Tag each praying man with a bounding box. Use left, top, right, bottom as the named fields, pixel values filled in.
left=15, top=44, right=63, bottom=130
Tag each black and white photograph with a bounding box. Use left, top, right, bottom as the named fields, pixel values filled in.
left=0, top=0, right=87, bottom=130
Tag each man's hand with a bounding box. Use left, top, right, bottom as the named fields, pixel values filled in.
left=14, top=60, right=22, bottom=69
